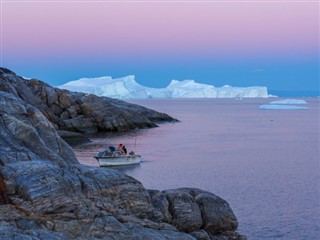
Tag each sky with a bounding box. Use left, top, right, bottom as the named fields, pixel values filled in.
left=1, top=0, right=319, bottom=96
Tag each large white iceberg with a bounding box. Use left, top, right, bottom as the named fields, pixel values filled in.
left=58, top=75, right=270, bottom=99
left=57, top=76, right=150, bottom=99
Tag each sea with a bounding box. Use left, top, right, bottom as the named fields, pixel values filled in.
left=74, top=98, right=320, bottom=240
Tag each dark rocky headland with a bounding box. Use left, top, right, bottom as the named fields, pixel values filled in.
left=0, top=68, right=246, bottom=239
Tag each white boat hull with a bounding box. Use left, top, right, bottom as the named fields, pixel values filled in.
left=95, top=155, right=141, bottom=167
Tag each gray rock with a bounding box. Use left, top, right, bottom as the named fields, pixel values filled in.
left=0, top=68, right=177, bottom=134
left=163, top=189, right=203, bottom=232
left=0, top=92, right=78, bottom=165
left=190, top=230, right=211, bottom=240
left=195, top=192, right=238, bottom=234
left=0, top=67, right=246, bottom=240
left=57, top=130, right=90, bottom=145
left=157, top=188, right=241, bottom=237
left=0, top=221, right=68, bottom=240
left=44, top=85, right=58, bottom=107
left=148, top=189, right=172, bottom=223
left=0, top=91, right=78, bottom=166
left=125, top=223, right=196, bottom=240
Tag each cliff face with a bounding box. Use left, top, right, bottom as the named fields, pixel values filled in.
left=0, top=68, right=246, bottom=239
left=0, top=74, right=78, bottom=166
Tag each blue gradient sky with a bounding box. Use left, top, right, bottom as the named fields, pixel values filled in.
left=1, top=1, right=319, bottom=96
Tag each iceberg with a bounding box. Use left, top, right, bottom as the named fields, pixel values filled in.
left=58, top=76, right=150, bottom=99
left=259, top=98, right=309, bottom=110
left=58, top=76, right=270, bottom=99
left=259, top=105, right=309, bottom=110
left=269, top=99, right=307, bottom=105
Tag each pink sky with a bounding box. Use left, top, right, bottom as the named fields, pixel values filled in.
left=2, top=1, right=318, bottom=59
left=0, top=1, right=318, bottom=93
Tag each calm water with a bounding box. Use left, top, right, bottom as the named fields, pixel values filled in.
left=74, top=98, right=320, bottom=239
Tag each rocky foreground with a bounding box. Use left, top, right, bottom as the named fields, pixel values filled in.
left=0, top=68, right=246, bottom=239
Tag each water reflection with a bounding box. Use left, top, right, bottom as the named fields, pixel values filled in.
left=104, top=163, right=141, bottom=173
left=72, top=98, right=320, bottom=240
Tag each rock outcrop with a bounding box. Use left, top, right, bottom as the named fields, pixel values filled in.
left=0, top=68, right=246, bottom=239
left=0, top=67, right=177, bottom=134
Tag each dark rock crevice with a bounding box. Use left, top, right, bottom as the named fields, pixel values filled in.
left=0, top=173, right=9, bottom=204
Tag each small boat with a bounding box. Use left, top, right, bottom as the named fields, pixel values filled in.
left=94, top=146, right=141, bottom=167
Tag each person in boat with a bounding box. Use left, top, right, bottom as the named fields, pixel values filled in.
left=118, top=144, right=127, bottom=155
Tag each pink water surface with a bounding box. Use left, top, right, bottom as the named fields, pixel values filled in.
left=74, top=98, right=320, bottom=239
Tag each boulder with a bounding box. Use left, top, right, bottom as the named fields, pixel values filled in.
left=154, top=188, right=240, bottom=236
left=148, top=189, right=172, bottom=223
left=163, top=189, right=203, bottom=232
left=195, top=192, right=238, bottom=234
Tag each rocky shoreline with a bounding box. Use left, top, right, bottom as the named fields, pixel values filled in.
left=0, top=68, right=246, bottom=239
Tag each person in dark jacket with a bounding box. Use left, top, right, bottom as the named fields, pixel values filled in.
left=118, top=144, right=127, bottom=155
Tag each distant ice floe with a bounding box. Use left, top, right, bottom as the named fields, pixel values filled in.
left=269, top=99, right=307, bottom=105
left=259, top=104, right=309, bottom=110
left=259, top=99, right=309, bottom=110
left=57, top=76, right=270, bottom=99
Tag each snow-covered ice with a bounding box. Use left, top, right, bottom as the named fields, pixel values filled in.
left=269, top=99, right=307, bottom=105
left=259, top=98, right=309, bottom=110
left=58, top=76, right=150, bottom=99
left=259, top=104, right=309, bottom=110
left=57, top=76, right=270, bottom=99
